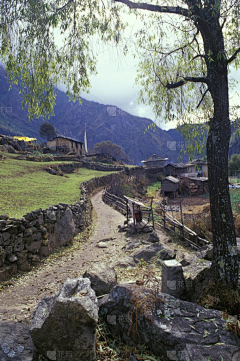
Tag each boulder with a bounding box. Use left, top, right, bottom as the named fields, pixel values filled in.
left=99, top=284, right=240, bottom=361
left=114, top=256, right=136, bottom=268
left=83, top=263, right=117, bottom=296
left=197, top=244, right=213, bottom=260
left=48, top=208, right=76, bottom=248
left=30, top=277, right=98, bottom=361
left=122, top=239, right=141, bottom=252
left=131, top=244, right=175, bottom=263
left=146, top=230, right=159, bottom=243
left=0, top=321, right=37, bottom=361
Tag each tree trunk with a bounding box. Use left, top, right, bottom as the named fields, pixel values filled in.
left=207, top=66, right=239, bottom=289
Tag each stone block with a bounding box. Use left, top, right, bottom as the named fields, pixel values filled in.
left=14, top=239, right=24, bottom=252
left=40, top=245, right=50, bottom=257
left=161, top=259, right=186, bottom=299
left=25, top=240, right=41, bottom=253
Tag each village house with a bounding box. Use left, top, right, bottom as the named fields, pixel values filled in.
left=181, top=176, right=209, bottom=195
left=164, top=162, right=190, bottom=177
left=141, top=154, right=169, bottom=168
left=161, top=176, right=180, bottom=198
left=13, top=136, right=37, bottom=146
left=188, top=159, right=208, bottom=177
left=47, top=136, right=85, bottom=156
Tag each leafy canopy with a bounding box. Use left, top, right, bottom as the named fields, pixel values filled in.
left=93, top=140, right=130, bottom=162
left=0, top=0, right=124, bottom=119
left=39, top=122, right=57, bottom=140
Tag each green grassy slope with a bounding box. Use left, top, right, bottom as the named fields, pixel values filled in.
left=0, top=153, right=114, bottom=218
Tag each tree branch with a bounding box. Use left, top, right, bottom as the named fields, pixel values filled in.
left=166, top=76, right=208, bottom=89
left=197, top=88, right=209, bottom=108
left=227, top=47, right=240, bottom=64
left=114, top=0, right=190, bottom=18
left=166, top=80, right=186, bottom=89
left=56, top=0, right=74, bottom=13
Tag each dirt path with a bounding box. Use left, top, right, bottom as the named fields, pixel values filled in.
left=0, top=191, right=127, bottom=323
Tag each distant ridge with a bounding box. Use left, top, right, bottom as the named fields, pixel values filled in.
left=0, top=65, right=185, bottom=165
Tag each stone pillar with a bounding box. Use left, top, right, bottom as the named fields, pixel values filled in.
left=161, top=259, right=186, bottom=299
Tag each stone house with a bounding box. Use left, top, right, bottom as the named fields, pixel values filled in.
left=141, top=154, right=169, bottom=168
left=47, top=136, right=84, bottom=156
left=188, top=159, right=208, bottom=177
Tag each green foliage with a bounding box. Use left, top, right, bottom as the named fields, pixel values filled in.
left=229, top=154, right=240, bottom=176
left=0, top=0, right=124, bottom=119
left=93, top=140, right=130, bottom=163
left=146, top=181, right=161, bottom=198
left=39, top=122, right=57, bottom=140
left=0, top=152, right=114, bottom=218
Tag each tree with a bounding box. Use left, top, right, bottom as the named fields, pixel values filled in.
left=39, top=122, right=57, bottom=140
left=1, top=1, right=239, bottom=288
left=0, top=1, right=121, bottom=119
left=229, top=154, right=240, bottom=177
left=93, top=140, right=130, bottom=163
left=113, top=0, right=240, bottom=289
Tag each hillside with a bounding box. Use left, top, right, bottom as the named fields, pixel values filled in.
left=0, top=66, right=184, bottom=165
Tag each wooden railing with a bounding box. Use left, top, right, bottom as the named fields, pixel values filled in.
left=102, top=190, right=210, bottom=249
left=102, top=190, right=126, bottom=214
left=154, top=204, right=210, bottom=249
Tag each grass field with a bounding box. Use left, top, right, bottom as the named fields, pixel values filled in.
left=146, top=181, right=161, bottom=198
left=0, top=153, right=115, bottom=218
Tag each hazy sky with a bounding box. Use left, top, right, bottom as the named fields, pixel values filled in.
left=58, top=11, right=240, bottom=131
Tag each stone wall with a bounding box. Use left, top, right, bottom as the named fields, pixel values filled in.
left=0, top=165, right=164, bottom=282
left=0, top=192, right=92, bottom=282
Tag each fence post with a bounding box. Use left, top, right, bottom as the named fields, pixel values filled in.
left=180, top=200, right=184, bottom=240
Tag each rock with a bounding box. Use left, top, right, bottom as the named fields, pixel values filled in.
left=0, top=214, right=9, bottom=220
left=8, top=254, right=18, bottom=263
left=83, top=263, right=117, bottom=296
left=131, top=244, right=175, bottom=263
left=48, top=208, right=75, bottom=248
left=14, top=239, right=24, bottom=252
left=197, top=244, right=213, bottom=260
left=122, top=239, right=141, bottom=252
left=161, top=259, right=186, bottom=299
left=99, top=284, right=240, bottom=361
left=114, top=256, right=136, bottom=268
left=25, top=240, right=41, bottom=253
left=18, top=260, right=31, bottom=272
left=2, top=232, right=11, bottom=243
left=46, top=210, right=57, bottom=221
left=24, top=212, right=36, bottom=221
left=39, top=245, right=50, bottom=257
left=30, top=277, right=98, bottom=361
left=97, top=242, right=108, bottom=248
left=146, top=230, right=159, bottom=243
left=0, top=321, right=37, bottom=361
left=180, top=258, right=191, bottom=267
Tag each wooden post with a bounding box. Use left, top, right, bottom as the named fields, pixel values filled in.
left=180, top=200, right=184, bottom=240
left=163, top=206, right=166, bottom=228
left=171, top=207, right=175, bottom=233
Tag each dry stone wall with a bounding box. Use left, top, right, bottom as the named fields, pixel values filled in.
left=0, top=164, right=164, bottom=282
left=0, top=193, right=92, bottom=282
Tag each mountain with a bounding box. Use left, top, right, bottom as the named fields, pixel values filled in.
left=0, top=66, right=186, bottom=165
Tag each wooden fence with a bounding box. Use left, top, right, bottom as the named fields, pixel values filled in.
left=154, top=203, right=210, bottom=249
left=102, top=190, right=126, bottom=214
left=102, top=190, right=210, bottom=250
